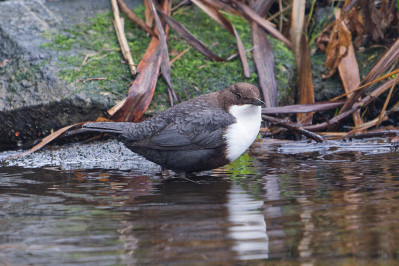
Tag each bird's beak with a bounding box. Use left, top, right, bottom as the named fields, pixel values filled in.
left=252, top=98, right=266, bottom=107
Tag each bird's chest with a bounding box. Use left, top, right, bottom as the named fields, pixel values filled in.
left=224, top=105, right=261, bottom=162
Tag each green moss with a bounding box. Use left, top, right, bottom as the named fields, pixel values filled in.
left=270, top=37, right=296, bottom=105
left=41, top=10, right=150, bottom=102
left=44, top=33, right=74, bottom=51
left=13, top=59, right=42, bottom=82
left=42, top=5, right=295, bottom=112
left=356, top=46, right=386, bottom=79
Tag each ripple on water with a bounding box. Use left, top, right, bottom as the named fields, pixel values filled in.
left=0, top=139, right=399, bottom=264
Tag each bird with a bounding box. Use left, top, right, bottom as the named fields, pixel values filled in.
left=83, top=83, right=264, bottom=176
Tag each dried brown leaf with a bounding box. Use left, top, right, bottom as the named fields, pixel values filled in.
left=338, top=43, right=363, bottom=126
left=111, top=36, right=162, bottom=122
left=291, top=0, right=314, bottom=124
left=335, top=9, right=363, bottom=127
left=323, top=19, right=352, bottom=79
left=144, top=0, right=153, bottom=28
left=148, top=0, right=179, bottom=106
left=250, top=0, right=277, bottom=107
left=111, top=0, right=174, bottom=121
left=346, top=8, right=364, bottom=48
left=361, top=0, right=396, bottom=42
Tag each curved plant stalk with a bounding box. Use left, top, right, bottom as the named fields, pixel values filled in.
left=376, top=73, right=399, bottom=127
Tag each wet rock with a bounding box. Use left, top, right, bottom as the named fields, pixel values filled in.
left=0, top=0, right=143, bottom=151
left=0, top=0, right=102, bottom=150
left=0, top=139, right=161, bottom=173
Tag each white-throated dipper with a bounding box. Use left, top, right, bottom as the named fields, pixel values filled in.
left=83, top=83, right=264, bottom=175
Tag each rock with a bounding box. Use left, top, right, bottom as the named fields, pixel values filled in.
left=0, top=139, right=161, bottom=173
left=0, top=1, right=86, bottom=149
left=0, top=0, right=140, bottom=150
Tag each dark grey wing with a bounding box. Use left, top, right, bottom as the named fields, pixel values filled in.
left=128, top=108, right=235, bottom=150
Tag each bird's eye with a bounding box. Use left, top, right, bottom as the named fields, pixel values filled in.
left=236, top=93, right=241, bottom=99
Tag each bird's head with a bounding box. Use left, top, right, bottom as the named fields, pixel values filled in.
left=219, top=83, right=265, bottom=110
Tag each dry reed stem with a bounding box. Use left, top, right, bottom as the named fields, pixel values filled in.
left=111, top=0, right=136, bottom=77
left=376, top=74, right=399, bottom=127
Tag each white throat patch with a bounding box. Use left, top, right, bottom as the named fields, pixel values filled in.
left=224, top=104, right=261, bottom=162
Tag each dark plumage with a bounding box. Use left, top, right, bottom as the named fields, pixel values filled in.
left=83, top=83, right=263, bottom=174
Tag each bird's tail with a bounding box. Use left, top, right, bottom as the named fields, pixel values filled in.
left=82, top=122, right=126, bottom=134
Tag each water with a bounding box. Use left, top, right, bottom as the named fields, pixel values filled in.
left=1, top=139, right=399, bottom=265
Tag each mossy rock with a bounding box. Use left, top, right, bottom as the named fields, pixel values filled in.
left=42, top=4, right=296, bottom=113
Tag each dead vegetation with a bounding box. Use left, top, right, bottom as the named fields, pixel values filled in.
left=7, top=0, right=399, bottom=159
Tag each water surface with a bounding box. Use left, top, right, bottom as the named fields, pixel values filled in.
left=1, top=139, right=399, bottom=265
